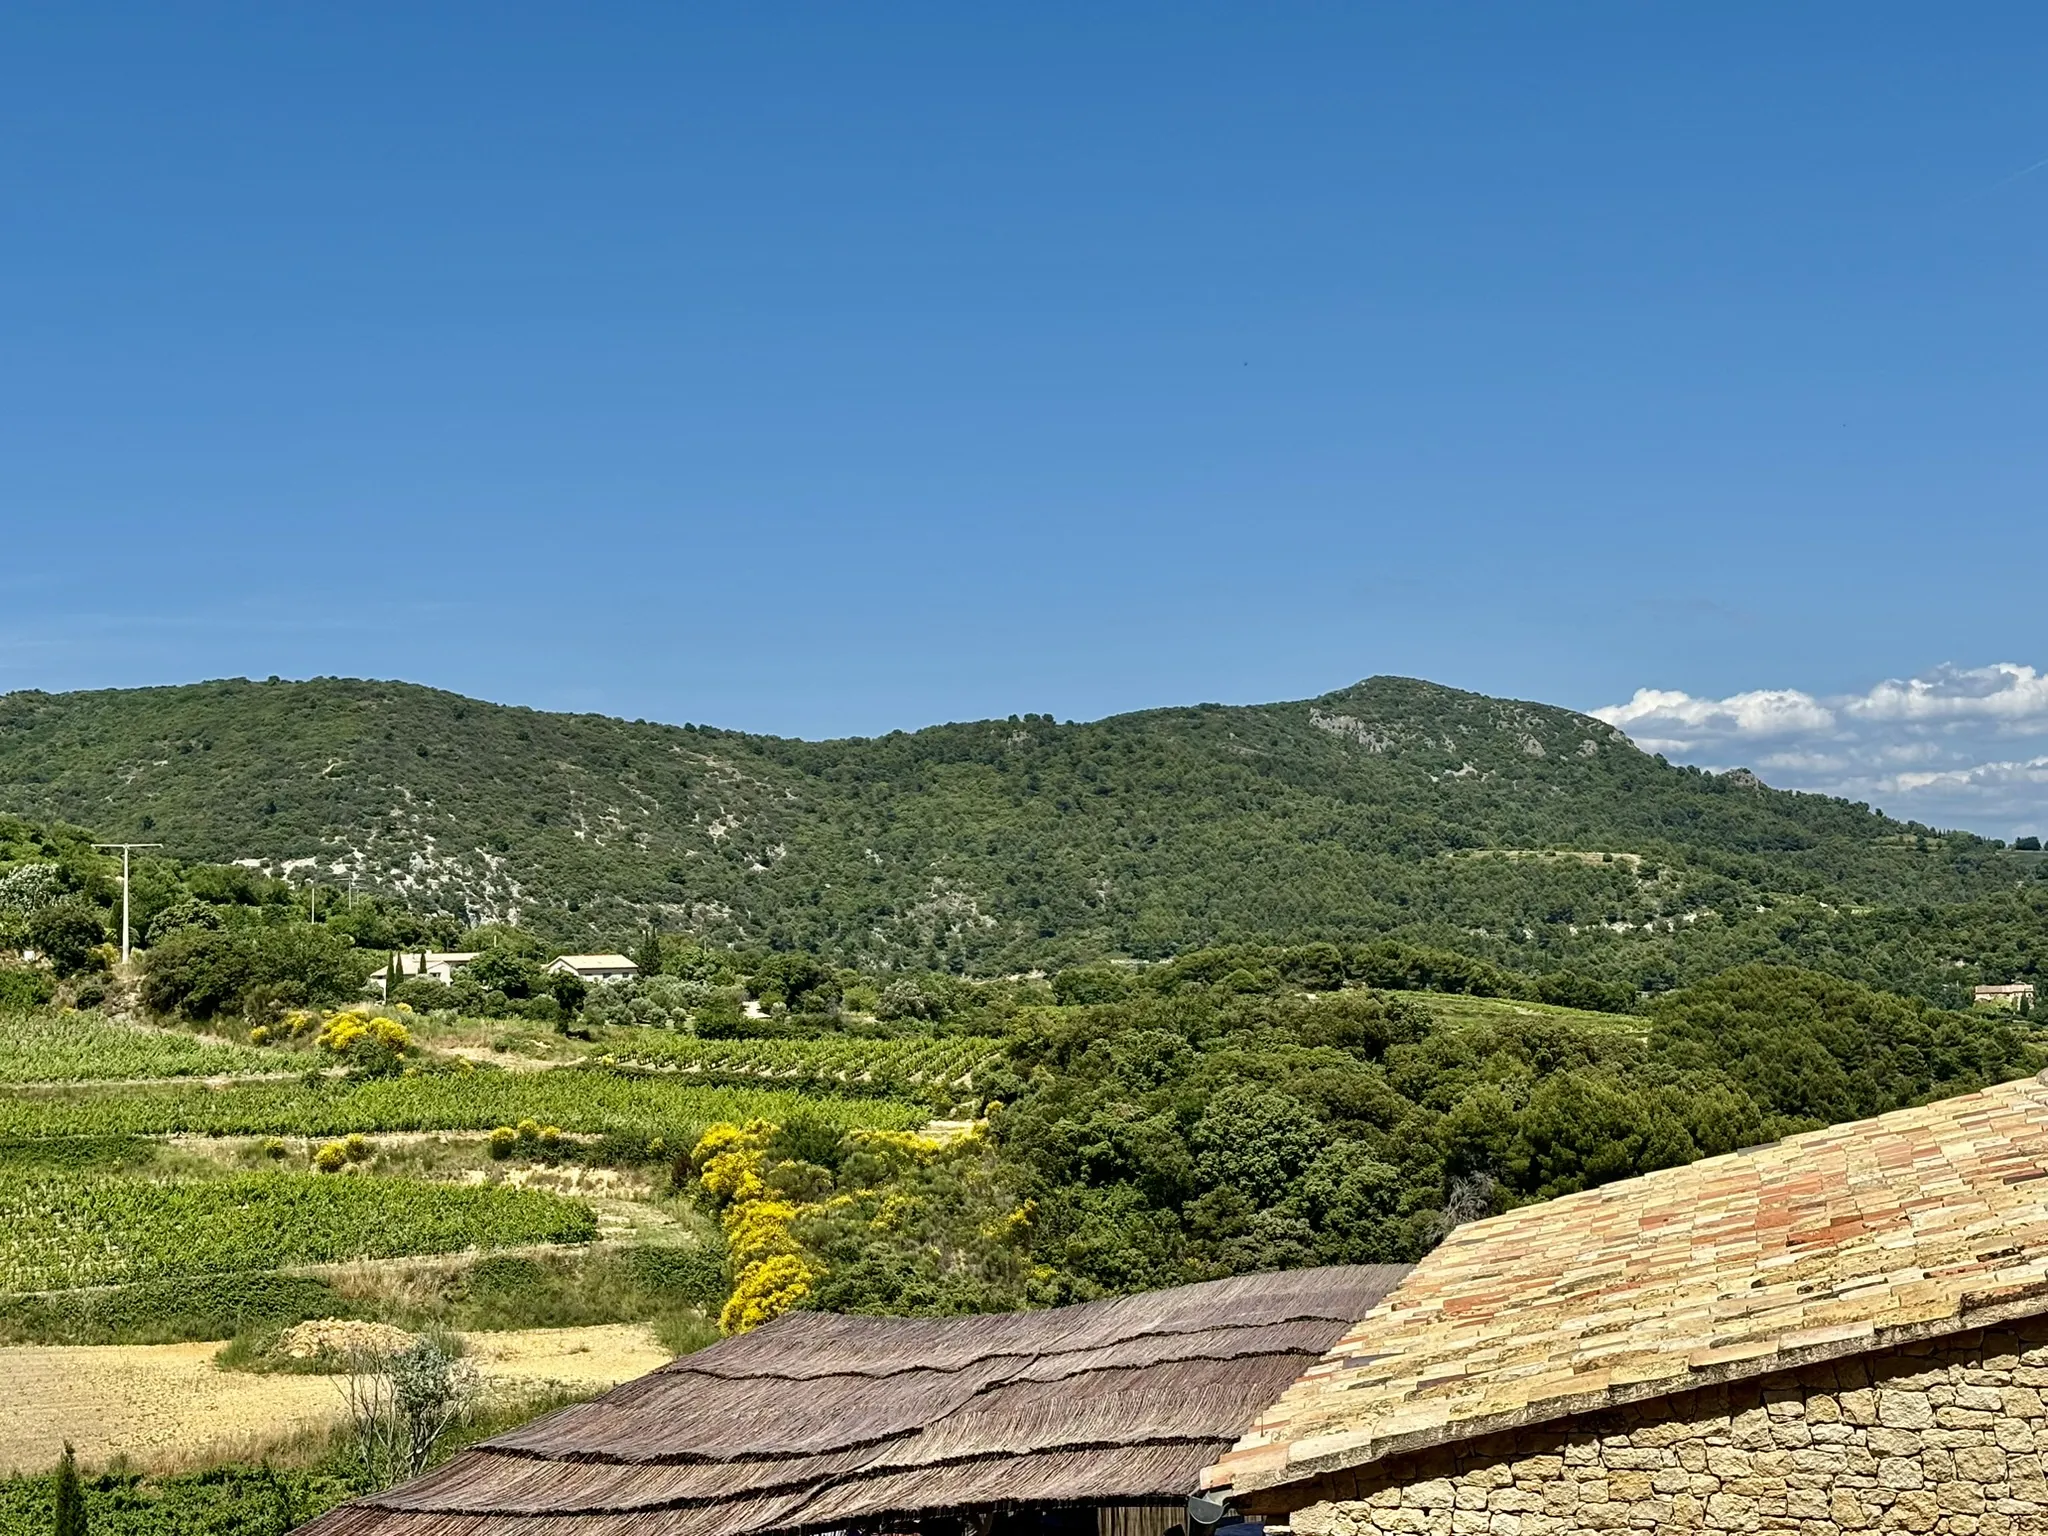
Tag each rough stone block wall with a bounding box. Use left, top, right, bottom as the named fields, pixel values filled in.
left=1286, top=1317, right=2048, bottom=1535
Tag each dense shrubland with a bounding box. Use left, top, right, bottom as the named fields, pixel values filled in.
left=663, top=952, right=2037, bottom=1321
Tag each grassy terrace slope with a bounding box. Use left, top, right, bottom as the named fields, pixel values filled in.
left=0, top=675, right=2032, bottom=977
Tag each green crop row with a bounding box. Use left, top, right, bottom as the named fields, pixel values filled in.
left=0, top=1009, right=312, bottom=1085
left=0, top=1170, right=597, bottom=1292
left=598, top=1032, right=1005, bottom=1097
left=0, top=1065, right=926, bottom=1143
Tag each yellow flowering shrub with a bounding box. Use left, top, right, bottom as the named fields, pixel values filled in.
left=689, top=1121, right=755, bottom=1167
left=867, top=1191, right=921, bottom=1234
left=980, top=1199, right=1037, bottom=1243
left=694, top=1119, right=774, bottom=1206
left=719, top=1252, right=820, bottom=1335
left=687, top=1113, right=1025, bottom=1331
left=723, top=1198, right=803, bottom=1266
left=267, top=1009, right=321, bottom=1043
left=693, top=1119, right=821, bottom=1334
left=317, top=1012, right=412, bottom=1057
left=847, top=1127, right=947, bottom=1164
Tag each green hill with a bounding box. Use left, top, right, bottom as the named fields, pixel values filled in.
left=0, top=675, right=2038, bottom=993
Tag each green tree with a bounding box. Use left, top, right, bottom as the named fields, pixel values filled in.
left=141, top=897, right=223, bottom=947
left=465, top=947, right=539, bottom=999
left=547, top=969, right=588, bottom=1015
left=139, top=921, right=370, bottom=1020
left=1190, top=1086, right=1324, bottom=1207
left=1649, top=964, right=2033, bottom=1125
left=27, top=897, right=107, bottom=977
left=750, top=953, right=839, bottom=1013
left=634, top=925, right=664, bottom=978
left=53, top=1441, right=86, bottom=1536
left=694, top=992, right=747, bottom=1038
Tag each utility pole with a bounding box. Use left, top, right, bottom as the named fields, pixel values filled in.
left=93, top=843, right=162, bottom=964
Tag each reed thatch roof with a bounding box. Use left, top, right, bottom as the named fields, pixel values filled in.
left=300, top=1265, right=1409, bottom=1536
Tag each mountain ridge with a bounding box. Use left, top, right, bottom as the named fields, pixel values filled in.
left=0, top=673, right=2025, bottom=984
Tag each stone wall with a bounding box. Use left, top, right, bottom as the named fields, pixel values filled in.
left=1281, top=1317, right=2048, bottom=1536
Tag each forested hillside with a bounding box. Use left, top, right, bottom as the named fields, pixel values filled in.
left=0, top=675, right=2039, bottom=999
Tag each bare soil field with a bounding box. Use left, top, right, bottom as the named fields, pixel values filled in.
left=0, top=1322, right=670, bottom=1474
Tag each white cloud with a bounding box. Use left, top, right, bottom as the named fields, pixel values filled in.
left=1883, top=758, right=2048, bottom=794
left=1844, top=663, right=2048, bottom=724
left=1592, top=662, right=2048, bottom=839
left=1594, top=687, right=1834, bottom=738
left=1753, top=750, right=1851, bottom=773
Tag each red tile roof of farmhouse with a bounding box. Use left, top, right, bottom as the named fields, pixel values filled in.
left=1204, top=1070, right=2048, bottom=1497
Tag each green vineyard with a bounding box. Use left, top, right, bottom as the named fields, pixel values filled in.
left=0, top=1010, right=311, bottom=1085
left=0, top=1171, right=598, bottom=1291
left=0, top=1065, right=927, bottom=1142
left=597, top=1032, right=1006, bottom=1098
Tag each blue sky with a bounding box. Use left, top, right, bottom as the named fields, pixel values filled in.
left=4, top=6, right=2047, bottom=834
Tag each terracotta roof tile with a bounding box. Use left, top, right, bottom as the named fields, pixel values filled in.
left=1203, top=1072, right=2048, bottom=1496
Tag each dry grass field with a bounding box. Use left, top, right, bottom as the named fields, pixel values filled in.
left=0, top=1323, right=669, bottom=1474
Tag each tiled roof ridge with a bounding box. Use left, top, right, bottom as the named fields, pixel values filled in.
left=1203, top=1071, right=2048, bottom=1497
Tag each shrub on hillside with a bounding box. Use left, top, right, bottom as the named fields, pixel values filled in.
left=389, top=976, right=454, bottom=1011
left=141, top=898, right=223, bottom=947
left=139, top=922, right=369, bottom=1021
left=583, top=974, right=711, bottom=1032
left=316, top=1011, right=413, bottom=1074
left=26, top=897, right=109, bottom=976
left=0, top=967, right=56, bottom=1012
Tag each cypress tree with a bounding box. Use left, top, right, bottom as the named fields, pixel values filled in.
left=635, top=925, right=663, bottom=978
left=53, top=1441, right=85, bottom=1536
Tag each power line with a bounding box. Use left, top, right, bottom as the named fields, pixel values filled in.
left=94, top=843, right=163, bottom=962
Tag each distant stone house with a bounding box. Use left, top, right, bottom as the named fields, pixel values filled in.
left=1977, top=982, right=2037, bottom=1010
left=1202, top=1071, right=2048, bottom=1536
left=544, top=953, right=639, bottom=984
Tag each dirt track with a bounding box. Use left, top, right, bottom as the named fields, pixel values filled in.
left=0, top=1323, right=670, bottom=1475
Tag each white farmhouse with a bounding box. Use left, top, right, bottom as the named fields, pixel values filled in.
left=373, top=951, right=480, bottom=996
left=545, top=953, right=640, bottom=984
